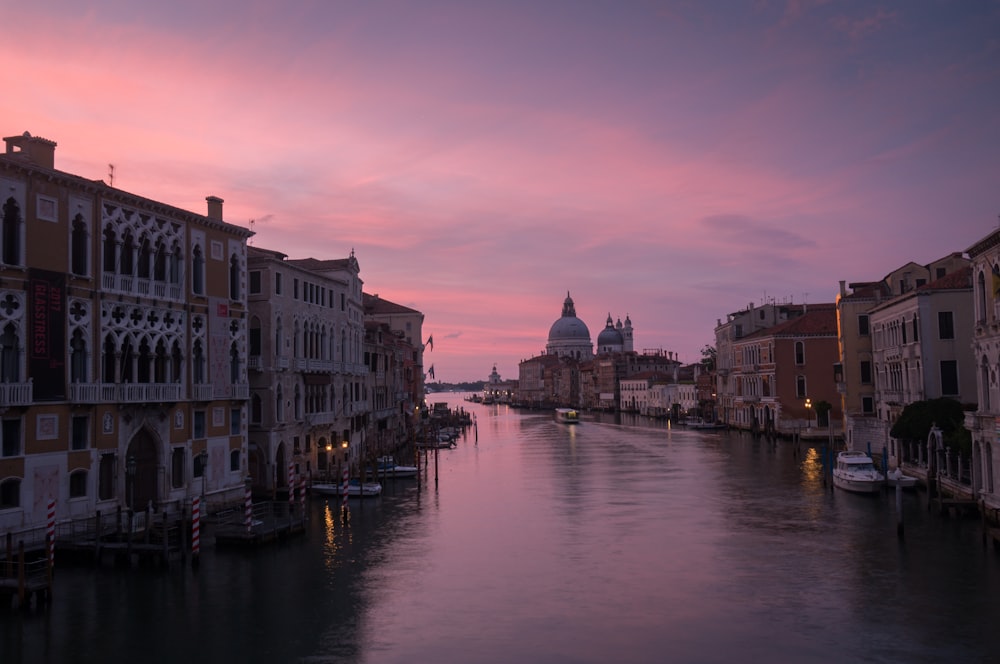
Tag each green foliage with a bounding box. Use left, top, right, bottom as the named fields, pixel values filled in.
left=890, top=398, right=971, bottom=455
left=700, top=345, right=716, bottom=370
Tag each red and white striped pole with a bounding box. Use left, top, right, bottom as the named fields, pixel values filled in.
left=244, top=479, right=252, bottom=534
left=299, top=472, right=306, bottom=509
left=191, top=496, right=201, bottom=559
left=288, top=461, right=295, bottom=510
left=47, top=498, right=56, bottom=569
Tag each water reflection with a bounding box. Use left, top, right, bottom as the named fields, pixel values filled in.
left=5, top=395, right=1000, bottom=664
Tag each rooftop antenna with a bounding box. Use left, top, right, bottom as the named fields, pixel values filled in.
left=108, top=164, right=115, bottom=188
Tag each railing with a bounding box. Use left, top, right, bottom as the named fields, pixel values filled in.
left=248, top=356, right=262, bottom=371
left=100, top=271, right=184, bottom=303
left=191, top=384, right=215, bottom=401
left=101, top=383, right=183, bottom=403
left=0, top=380, right=32, bottom=406
left=277, top=357, right=290, bottom=370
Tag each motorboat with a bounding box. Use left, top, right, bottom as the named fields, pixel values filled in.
left=832, top=451, right=885, bottom=493
left=376, top=456, right=418, bottom=479
left=311, top=479, right=382, bottom=497
left=886, top=468, right=918, bottom=490
left=555, top=408, right=580, bottom=424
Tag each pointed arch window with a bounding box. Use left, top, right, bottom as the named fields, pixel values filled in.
left=230, top=341, right=240, bottom=384
left=0, top=322, right=20, bottom=383
left=71, top=214, right=89, bottom=276
left=192, top=340, right=205, bottom=384
left=120, top=230, right=135, bottom=276
left=229, top=254, right=240, bottom=300
left=71, top=329, right=88, bottom=383
left=2, top=197, right=22, bottom=266
left=275, top=385, right=284, bottom=422
left=192, top=245, right=205, bottom=295
left=103, top=226, right=117, bottom=273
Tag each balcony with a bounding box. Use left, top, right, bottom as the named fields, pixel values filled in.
left=0, top=380, right=33, bottom=406
left=248, top=356, right=262, bottom=371
left=191, top=383, right=215, bottom=401
left=101, top=383, right=183, bottom=403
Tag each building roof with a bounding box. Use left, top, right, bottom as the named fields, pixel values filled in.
left=363, top=292, right=422, bottom=316
left=916, top=265, right=972, bottom=291
left=742, top=303, right=838, bottom=339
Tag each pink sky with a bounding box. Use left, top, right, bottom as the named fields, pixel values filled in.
left=4, top=1, right=999, bottom=381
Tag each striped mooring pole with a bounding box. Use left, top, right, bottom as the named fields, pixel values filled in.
left=47, top=498, right=56, bottom=569
left=191, top=496, right=201, bottom=559
left=288, top=461, right=295, bottom=510
left=244, top=480, right=252, bottom=534
left=299, top=472, right=306, bottom=509
left=342, top=466, right=349, bottom=509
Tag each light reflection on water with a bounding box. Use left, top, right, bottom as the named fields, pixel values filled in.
left=5, top=394, right=1000, bottom=664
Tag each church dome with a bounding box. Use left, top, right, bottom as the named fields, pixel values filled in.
left=597, top=314, right=624, bottom=348
left=548, top=293, right=591, bottom=342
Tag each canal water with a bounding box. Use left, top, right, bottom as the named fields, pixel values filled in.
left=5, top=393, right=1000, bottom=663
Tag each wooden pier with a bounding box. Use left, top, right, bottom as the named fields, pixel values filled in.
left=213, top=501, right=307, bottom=547
left=0, top=539, right=52, bottom=609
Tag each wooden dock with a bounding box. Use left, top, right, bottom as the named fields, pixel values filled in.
left=0, top=540, right=52, bottom=609
left=213, top=502, right=307, bottom=548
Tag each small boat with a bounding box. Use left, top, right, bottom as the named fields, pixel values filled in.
left=311, top=479, right=382, bottom=497
left=555, top=408, right=580, bottom=424
left=833, top=451, right=885, bottom=494
left=376, top=456, right=418, bottom=479
left=886, top=468, right=918, bottom=490
left=686, top=419, right=726, bottom=430
left=417, top=437, right=456, bottom=449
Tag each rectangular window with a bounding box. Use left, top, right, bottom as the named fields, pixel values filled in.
left=912, top=317, right=919, bottom=342
left=861, top=396, right=875, bottom=414
left=293, top=278, right=299, bottom=299
left=194, top=452, right=206, bottom=479
left=194, top=410, right=206, bottom=439
left=796, top=375, right=806, bottom=398
left=249, top=270, right=261, bottom=294
left=2, top=418, right=21, bottom=457
left=171, top=448, right=185, bottom=489
left=1, top=479, right=20, bottom=508
left=230, top=449, right=241, bottom=472
left=98, top=454, right=116, bottom=500
left=794, top=342, right=805, bottom=365
left=941, top=360, right=959, bottom=395
left=71, top=415, right=89, bottom=450
left=858, top=314, right=869, bottom=336
left=901, top=320, right=907, bottom=344
left=860, top=360, right=872, bottom=384
left=230, top=408, right=241, bottom=436
left=938, top=311, right=955, bottom=340
left=275, top=272, right=282, bottom=295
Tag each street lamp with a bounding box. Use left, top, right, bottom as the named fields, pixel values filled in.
left=804, top=398, right=813, bottom=430
left=126, top=454, right=137, bottom=511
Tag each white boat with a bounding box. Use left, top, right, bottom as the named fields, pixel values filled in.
left=886, top=468, right=918, bottom=490
left=311, top=479, right=383, bottom=497
left=376, top=456, right=418, bottom=479
left=555, top=408, right=580, bottom=424
left=832, top=451, right=885, bottom=494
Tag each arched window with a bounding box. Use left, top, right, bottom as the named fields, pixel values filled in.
left=794, top=341, right=805, bottom=365
left=982, top=355, right=991, bottom=412
left=251, top=393, right=262, bottom=424
left=192, top=245, right=204, bottom=295
left=69, top=470, right=88, bottom=498
left=120, top=230, right=135, bottom=276
left=0, top=477, right=20, bottom=508
left=154, top=240, right=167, bottom=282
left=0, top=322, right=20, bottom=383
left=169, top=245, right=183, bottom=286
left=978, top=270, right=988, bottom=323
left=171, top=341, right=183, bottom=383
left=275, top=385, right=284, bottom=422
left=103, top=225, right=117, bottom=273
left=229, top=254, right=240, bottom=300
left=294, top=384, right=302, bottom=420
left=137, top=236, right=152, bottom=279
left=71, top=329, right=88, bottom=383
left=2, top=197, right=21, bottom=266
left=137, top=337, right=152, bottom=383
left=71, top=214, right=89, bottom=276
left=230, top=342, right=240, bottom=384
left=154, top=339, right=168, bottom=383
left=192, top=341, right=205, bottom=384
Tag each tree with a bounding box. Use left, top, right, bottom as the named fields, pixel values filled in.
left=700, top=345, right=716, bottom=371
left=889, top=398, right=971, bottom=455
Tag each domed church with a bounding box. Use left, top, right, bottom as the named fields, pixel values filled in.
left=597, top=313, right=634, bottom=354
left=546, top=292, right=594, bottom=360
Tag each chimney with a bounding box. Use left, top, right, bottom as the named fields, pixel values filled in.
left=839, top=280, right=846, bottom=297
left=206, top=196, right=224, bottom=220
left=4, top=132, right=57, bottom=170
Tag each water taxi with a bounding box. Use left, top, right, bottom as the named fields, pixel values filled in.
left=555, top=408, right=580, bottom=424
